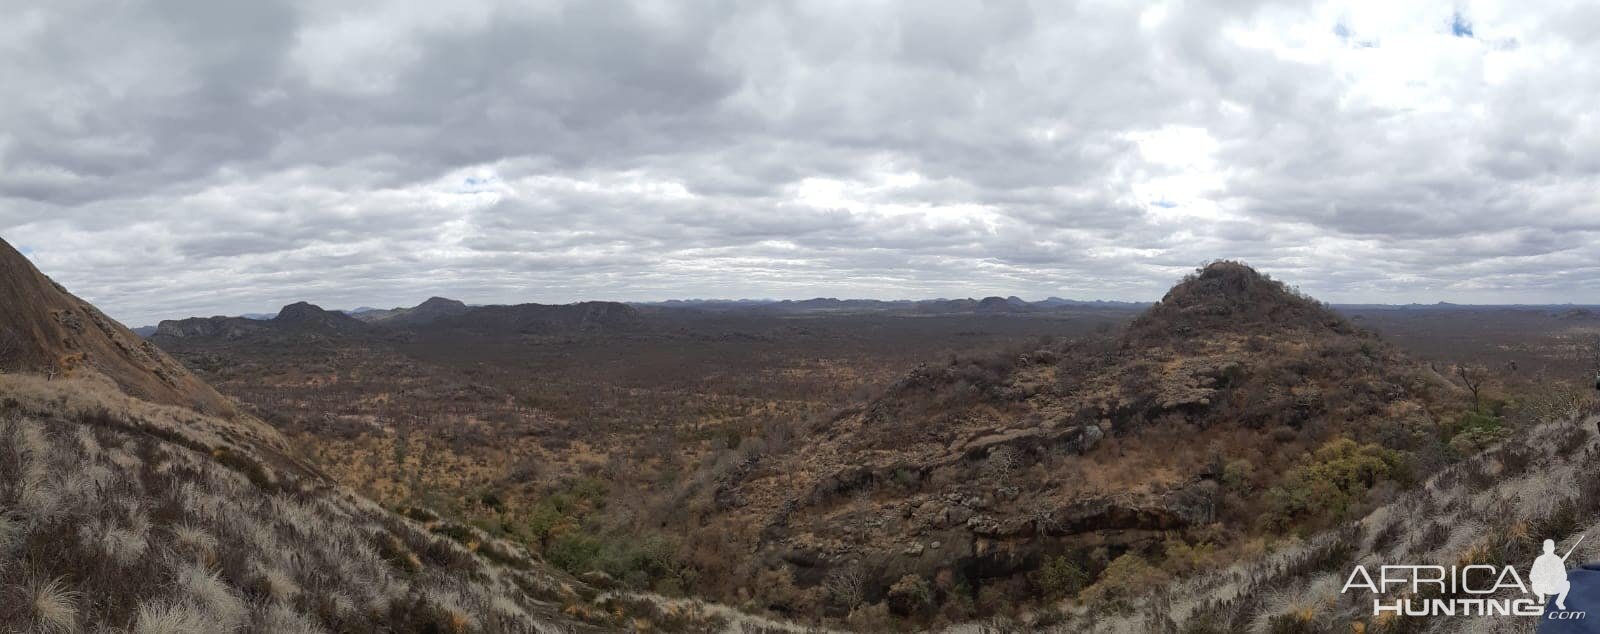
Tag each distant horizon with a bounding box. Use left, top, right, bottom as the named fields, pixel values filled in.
left=26, top=243, right=1600, bottom=328
left=128, top=292, right=1600, bottom=329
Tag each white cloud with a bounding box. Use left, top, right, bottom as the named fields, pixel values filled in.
left=2, top=0, right=1599, bottom=326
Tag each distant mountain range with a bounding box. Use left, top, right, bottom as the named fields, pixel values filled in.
left=632, top=295, right=1151, bottom=315
left=1331, top=301, right=1600, bottom=311
left=148, top=296, right=646, bottom=346
left=130, top=297, right=1600, bottom=335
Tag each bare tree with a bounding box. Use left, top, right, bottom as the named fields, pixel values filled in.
left=987, top=445, right=1019, bottom=481
left=1029, top=507, right=1062, bottom=536
left=1456, top=363, right=1489, bottom=412
left=824, top=567, right=866, bottom=612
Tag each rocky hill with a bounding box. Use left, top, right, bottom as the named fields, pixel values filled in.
left=1122, top=260, right=1352, bottom=346
left=157, top=298, right=642, bottom=344
left=273, top=301, right=372, bottom=332
left=154, top=301, right=373, bottom=343
left=671, top=261, right=1463, bottom=624
left=974, top=296, right=1031, bottom=314
left=350, top=296, right=472, bottom=326
left=0, top=238, right=233, bottom=414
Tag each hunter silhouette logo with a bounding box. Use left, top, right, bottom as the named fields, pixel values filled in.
left=1532, top=536, right=1583, bottom=611
left=1342, top=533, right=1589, bottom=619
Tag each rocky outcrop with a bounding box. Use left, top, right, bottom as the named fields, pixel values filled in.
left=273, top=301, right=369, bottom=333
left=1124, top=260, right=1359, bottom=346
left=153, top=302, right=379, bottom=350
left=352, top=296, right=471, bottom=326
left=0, top=237, right=235, bottom=414
left=155, top=315, right=267, bottom=340
left=956, top=423, right=1103, bottom=460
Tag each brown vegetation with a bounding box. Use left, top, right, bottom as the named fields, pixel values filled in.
left=127, top=255, right=1600, bottom=630
left=654, top=261, right=1484, bottom=628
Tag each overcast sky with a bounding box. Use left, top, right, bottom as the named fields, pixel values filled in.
left=3, top=0, right=1599, bottom=326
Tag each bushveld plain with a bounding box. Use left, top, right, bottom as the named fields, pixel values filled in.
left=130, top=259, right=1600, bottom=631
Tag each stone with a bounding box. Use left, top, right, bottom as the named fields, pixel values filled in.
left=578, top=570, right=618, bottom=590
left=1078, top=424, right=1105, bottom=453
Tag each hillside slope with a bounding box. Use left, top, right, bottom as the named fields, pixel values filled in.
left=0, top=237, right=803, bottom=633
left=0, top=375, right=590, bottom=632
left=0, top=239, right=232, bottom=414
left=673, top=261, right=1462, bottom=625
left=1048, top=403, right=1600, bottom=633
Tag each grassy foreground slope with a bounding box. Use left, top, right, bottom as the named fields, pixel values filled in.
left=0, top=374, right=584, bottom=632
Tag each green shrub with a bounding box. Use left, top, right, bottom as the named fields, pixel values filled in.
left=476, top=490, right=504, bottom=512
left=1032, top=555, right=1089, bottom=599
left=545, top=531, right=689, bottom=591
left=1079, top=553, right=1164, bottom=610
left=594, top=534, right=684, bottom=588
left=545, top=533, right=603, bottom=573
left=1262, top=437, right=1406, bottom=532
left=522, top=477, right=610, bottom=545
left=1447, top=410, right=1507, bottom=454
left=428, top=522, right=476, bottom=544
left=1221, top=459, right=1255, bottom=490
left=523, top=500, right=571, bottom=545
left=1161, top=538, right=1214, bottom=575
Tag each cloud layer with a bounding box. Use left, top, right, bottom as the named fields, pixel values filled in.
left=3, top=0, right=1599, bottom=325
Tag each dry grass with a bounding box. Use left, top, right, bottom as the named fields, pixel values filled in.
left=0, top=375, right=583, bottom=632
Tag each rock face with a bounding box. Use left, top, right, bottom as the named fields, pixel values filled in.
left=0, top=237, right=234, bottom=413
left=153, top=301, right=372, bottom=346
left=155, top=315, right=270, bottom=340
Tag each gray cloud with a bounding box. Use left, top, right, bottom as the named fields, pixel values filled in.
left=3, top=0, right=1599, bottom=326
